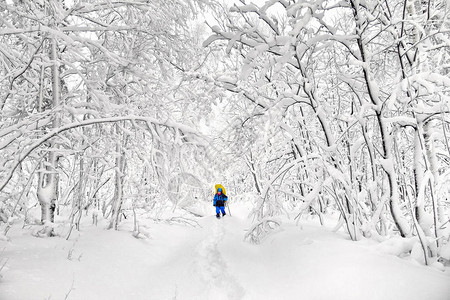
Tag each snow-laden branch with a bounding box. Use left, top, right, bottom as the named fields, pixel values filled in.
left=72, top=0, right=154, bottom=14
left=0, top=115, right=205, bottom=192
left=61, top=26, right=136, bottom=32
left=244, top=217, right=281, bottom=244
left=230, top=3, right=280, bottom=35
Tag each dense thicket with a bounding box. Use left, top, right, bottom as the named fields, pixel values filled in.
left=0, top=0, right=218, bottom=235
left=204, top=0, right=450, bottom=263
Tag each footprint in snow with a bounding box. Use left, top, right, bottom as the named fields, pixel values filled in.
left=298, top=238, right=314, bottom=246
left=194, top=220, right=246, bottom=300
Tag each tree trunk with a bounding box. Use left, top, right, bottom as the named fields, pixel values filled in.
left=108, top=126, right=126, bottom=230
left=350, top=0, right=410, bottom=237
left=36, top=37, right=61, bottom=231
left=423, top=121, right=443, bottom=222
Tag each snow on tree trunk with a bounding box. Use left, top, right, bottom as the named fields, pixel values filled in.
left=413, top=128, right=429, bottom=233
left=36, top=37, right=61, bottom=232
left=108, top=128, right=126, bottom=230
left=37, top=166, right=57, bottom=225
left=412, top=126, right=435, bottom=263
left=379, top=121, right=411, bottom=238
left=423, top=120, right=444, bottom=224
left=349, top=0, right=410, bottom=238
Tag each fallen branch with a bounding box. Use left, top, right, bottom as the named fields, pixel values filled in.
left=152, top=216, right=201, bottom=228
left=244, top=218, right=281, bottom=244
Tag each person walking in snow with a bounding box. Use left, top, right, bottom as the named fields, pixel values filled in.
left=213, top=188, right=227, bottom=218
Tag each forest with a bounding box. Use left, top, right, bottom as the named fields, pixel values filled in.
left=0, top=0, right=449, bottom=299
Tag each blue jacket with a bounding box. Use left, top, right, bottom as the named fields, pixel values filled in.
left=213, top=193, right=228, bottom=207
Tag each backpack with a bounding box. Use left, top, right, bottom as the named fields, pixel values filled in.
left=214, top=184, right=226, bottom=196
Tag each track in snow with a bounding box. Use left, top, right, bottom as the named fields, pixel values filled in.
left=195, top=218, right=246, bottom=300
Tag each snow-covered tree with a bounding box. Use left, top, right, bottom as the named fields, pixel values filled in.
left=204, top=0, right=450, bottom=261
left=0, top=0, right=218, bottom=234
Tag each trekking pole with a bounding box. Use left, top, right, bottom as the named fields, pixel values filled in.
left=226, top=199, right=232, bottom=217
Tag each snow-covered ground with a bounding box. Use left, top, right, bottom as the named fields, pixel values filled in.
left=1, top=204, right=449, bottom=300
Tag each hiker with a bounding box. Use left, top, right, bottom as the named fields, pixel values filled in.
left=213, top=188, right=227, bottom=218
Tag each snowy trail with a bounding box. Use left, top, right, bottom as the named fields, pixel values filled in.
left=1, top=208, right=450, bottom=300
left=194, top=219, right=246, bottom=300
